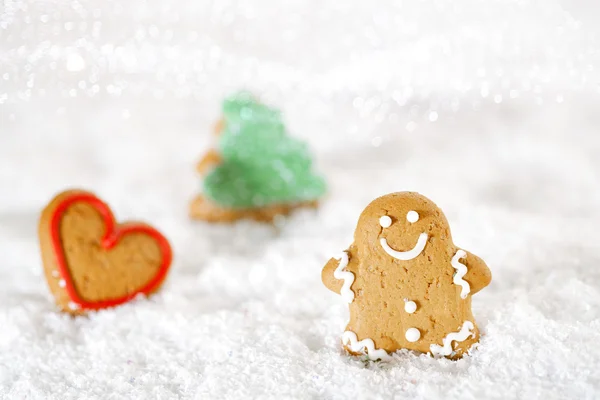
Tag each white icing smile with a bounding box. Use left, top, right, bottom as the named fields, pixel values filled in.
left=379, top=233, right=428, bottom=261
left=379, top=213, right=428, bottom=261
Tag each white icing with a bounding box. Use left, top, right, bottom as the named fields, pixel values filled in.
left=58, top=279, right=66, bottom=288
left=404, top=300, right=417, bottom=314
left=333, top=251, right=355, bottom=303
left=429, top=321, right=476, bottom=357
left=380, top=233, right=428, bottom=261
left=451, top=250, right=471, bottom=299
left=404, top=328, right=421, bottom=343
left=51, top=270, right=59, bottom=278
left=67, top=301, right=80, bottom=310
left=379, top=215, right=392, bottom=228
left=406, top=211, right=419, bottom=223
left=405, top=328, right=421, bottom=342
left=342, top=331, right=392, bottom=361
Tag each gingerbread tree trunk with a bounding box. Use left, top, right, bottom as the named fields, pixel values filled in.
left=190, top=92, right=326, bottom=222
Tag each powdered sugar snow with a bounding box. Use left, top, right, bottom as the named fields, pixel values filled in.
left=1, top=0, right=600, bottom=398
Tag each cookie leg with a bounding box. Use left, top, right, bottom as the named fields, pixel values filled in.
left=342, top=328, right=398, bottom=361
left=430, top=323, right=481, bottom=360
left=448, top=327, right=480, bottom=359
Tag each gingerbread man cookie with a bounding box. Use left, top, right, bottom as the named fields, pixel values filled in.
left=322, top=192, right=491, bottom=360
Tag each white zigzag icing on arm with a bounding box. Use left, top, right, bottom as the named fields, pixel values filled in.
left=333, top=251, right=355, bottom=303
left=342, top=331, right=392, bottom=361
left=429, top=321, right=475, bottom=357
left=451, top=250, right=471, bottom=299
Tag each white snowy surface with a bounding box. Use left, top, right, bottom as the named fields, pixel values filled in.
left=2, top=0, right=600, bottom=399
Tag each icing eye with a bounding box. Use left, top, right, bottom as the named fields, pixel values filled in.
left=406, top=211, right=419, bottom=223
left=379, top=215, right=392, bottom=228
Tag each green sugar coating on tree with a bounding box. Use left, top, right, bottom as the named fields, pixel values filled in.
left=221, top=91, right=282, bottom=126
left=203, top=93, right=327, bottom=208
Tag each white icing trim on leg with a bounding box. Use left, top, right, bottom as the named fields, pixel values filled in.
left=342, top=331, right=392, bottom=361
left=451, top=250, right=471, bottom=299
left=429, top=321, right=476, bottom=357
left=379, top=233, right=428, bottom=261
left=333, top=251, right=355, bottom=303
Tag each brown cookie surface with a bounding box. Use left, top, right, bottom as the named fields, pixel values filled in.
left=189, top=194, right=318, bottom=223
left=322, top=192, right=491, bottom=360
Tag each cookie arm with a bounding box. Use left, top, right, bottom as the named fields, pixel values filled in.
left=464, top=251, right=492, bottom=295
left=321, top=250, right=356, bottom=295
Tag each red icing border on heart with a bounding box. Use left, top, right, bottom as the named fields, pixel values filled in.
left=50, top=192, right=173, bottom=310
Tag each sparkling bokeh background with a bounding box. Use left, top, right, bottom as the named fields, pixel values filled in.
left=1, top=1, right=600, bottom=399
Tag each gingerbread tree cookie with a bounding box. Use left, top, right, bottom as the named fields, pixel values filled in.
left=190, top=92, right=326, bottom=223
left=322, top=192, right=491, bottom=360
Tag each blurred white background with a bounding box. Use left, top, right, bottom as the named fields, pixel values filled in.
left=1, top=1, right=600, bottom=399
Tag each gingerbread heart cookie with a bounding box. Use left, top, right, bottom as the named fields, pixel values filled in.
left=38, top=190, right=173, bottom=314
left=322, top=192, right=491, bottom=360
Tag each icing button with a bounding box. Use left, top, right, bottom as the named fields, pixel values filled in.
left=404, top=300, right=417, bottom=314
left=405, top=328, right=421, bottom=342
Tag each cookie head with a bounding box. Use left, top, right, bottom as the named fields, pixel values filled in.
left=355, top=192, right=452, bottom=259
